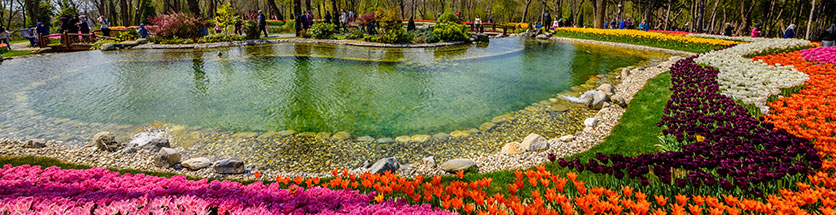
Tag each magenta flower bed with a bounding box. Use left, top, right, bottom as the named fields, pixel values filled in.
left=800, top=46, right=836, bottom=65
left=0, top=165, right=453, bottom=214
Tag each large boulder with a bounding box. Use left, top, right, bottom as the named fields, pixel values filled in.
left=558, top=135, right=575, bottom=142
left=140, top=138, right=170, bottom=152
left=475, top=33, right=489, bottom=42
left=422, top=156, right=437, bottom=167
left=120, top=41, right=140, bottom=47
left=23, top=139, right=47, bottom=148
left=589, top=91, right=610, bottom=109
left=584, top=118, right=599, bottom=128
left=519, top=133, right=547, bottom=152
left=214, top=158, right=245, bottom=174
left=136, top=38, right=148, bottom=44
left=611, top=94, right=628, bottom=108
left=411, top=135, right=432, bottom=143
left=501, top=142, right=524, bottom=154
left=100, top=43, right=117, bottom=51
left=332, top=131, right=352, bottom=141
left=440, top=159, right=477, bottom=173
left=369, top=157, right=400, bottom=174
left=597, top=84, right=615, bottom=96
left=90, top=132, right=120, bottom=152
left=182, top=157, right=212, bottom=170
left=621, top=68, right=631, bottom=78
left=154, top=147, right=181, bottom=168
left=432, top=133, right=451, bottom=141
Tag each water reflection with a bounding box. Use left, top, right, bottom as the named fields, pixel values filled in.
left=1, top=38, right=662, bottom=138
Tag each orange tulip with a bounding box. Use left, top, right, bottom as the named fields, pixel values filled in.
left=675, top=194, right=689, bottom=206
left=655, top=195, right=668, bottom=206
left=622, top=185, right=634, bottom=197
left=688, top=204, right=703, bottom=215
left=253, top=171, right=261, bottom=179
left=457, top=170, right=465, bottom=179
left=566, top=172, right=578, bottom=182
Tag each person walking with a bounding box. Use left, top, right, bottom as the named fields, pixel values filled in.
left=99, top=16, right=111, bottom=37
left=474, top=15, right=482, bottom=33
left=542, top=10, right=552, bottom=29
left=258, top=10, right=268, bottom=37
left=783, top=24, right=797, bottom=38
left=820, top=24, right=836, bottom=47
left=340, top=10, right=348, bottom=32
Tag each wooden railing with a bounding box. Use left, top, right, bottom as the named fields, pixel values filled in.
left=38, top=32, right=98, bottom=51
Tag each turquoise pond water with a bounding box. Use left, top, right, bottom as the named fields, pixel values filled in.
left=0, top=38, right=649, bottom=138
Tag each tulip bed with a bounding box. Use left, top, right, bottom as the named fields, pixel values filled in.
left=694, top=38, right=811, bottom=115
left=799, top=46, right=836, bottom=65
left=558, top=56, right=821, bottom=196
left=0, top=165, right=453, bottom=214
left=552, top=28, right=739, bottom=53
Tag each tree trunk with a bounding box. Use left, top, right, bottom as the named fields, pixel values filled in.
left=268, top=0, right=285, bottom=20
left=135, top=0, right=149, bottom=24
left=294, top=0, right=302, bottom=36
left=663, top=0, right=671, bottom=30
left=331, top=0, right=338, bottom=26
left=708, top=0, right=720, bottom=33
left=24, top=0, right=39, bottom=26
left=305, top=0, right=311, bottom=12
left=187, top=0, right=200, bottom=17
left=398, top=0, right=405, bottom=19
left=805, top=0, right=815, bottom=39
left=591, top=0, right=606, bottom=28
left=521, top=0, right=532, bottom=22
left=644, top=0, right=655, bottom=28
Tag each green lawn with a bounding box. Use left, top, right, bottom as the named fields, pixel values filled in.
left=0, top=72, right=674, bottom=197
left=1, top=49, right=35, bottom=58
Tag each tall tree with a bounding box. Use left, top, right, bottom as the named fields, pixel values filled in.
left=520, top=0, right=532, bottom=22
left=591, top=0, right=606, bottom=28
left=119, top=0, right=130, bottom=25
left=294, top=0, right=302, bottom=36
left=187, top=0, right=201, bottom=17
left=268, top=0, right=285, bottom=20
left=24, top=0, right=39, bottom=26
left=805, top=0, right=815, bottom=39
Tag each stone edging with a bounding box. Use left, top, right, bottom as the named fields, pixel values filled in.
left=549, top=37, right=697, bottom=56
left=132, top=38, right=465, bottom=50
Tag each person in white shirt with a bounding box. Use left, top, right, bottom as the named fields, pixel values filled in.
left=98, top=16, right=111, bottom=37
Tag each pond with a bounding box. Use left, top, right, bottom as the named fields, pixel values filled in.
left=0, top=37, right=667, bottom=172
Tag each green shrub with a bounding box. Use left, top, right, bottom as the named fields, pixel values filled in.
left=377, top=28, right=411, bottom=44
left=197, top=34, right=246, bottom=43
left=432, top=22, right=469, bottom=42
left=244, top=21, right=260, bottom=39
left=363, top=35, right=379, bottom=43
left=425, top=32, right=440, bottom=43
left=90, top=39, right=118, bottom=50
left=114, top=31, right=138, bottom=42
left=160, top=37, right=184, bottom=44
left=146, top=36, right=163, bottom=44
left=438, top=13, right=459, bottom=23
left=345, top=31, right=365, bottom=40
left=375, top=8, right=402, bottom=32
left=183, top=39, right=194, bottom=44
left=309, top=23, right=338, bottom=39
